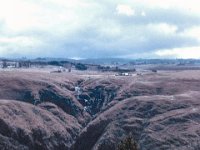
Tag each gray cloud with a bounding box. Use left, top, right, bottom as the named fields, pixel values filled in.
left=0, top=0, right=200, bottom=58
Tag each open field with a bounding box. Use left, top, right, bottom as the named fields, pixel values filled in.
left=0, top=68, right=200, bottom=150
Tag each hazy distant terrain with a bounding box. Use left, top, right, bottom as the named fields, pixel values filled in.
left=0, top=63, right=200, bottom=150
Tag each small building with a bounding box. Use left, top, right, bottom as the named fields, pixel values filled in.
left=115, top=72, right=132, bottom=76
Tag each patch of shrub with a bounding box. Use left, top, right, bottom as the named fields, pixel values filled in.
left=117, top=135, right=139, bottom=150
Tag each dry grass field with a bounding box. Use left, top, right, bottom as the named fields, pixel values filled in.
left=0, top=68, right=200, bottom=150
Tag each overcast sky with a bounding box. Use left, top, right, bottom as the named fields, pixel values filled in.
left=0, top=0, right=200, bottom=59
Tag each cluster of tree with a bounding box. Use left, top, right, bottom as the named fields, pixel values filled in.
left=47, top=61, right=70, bottom=66
left=75, top=63, right=88, bottom=70
left=97, top=65, right=136, bottom=72
left=151, top=69, right=157, bottom=73
left=97, top=65, right=111, bottom=71
left=46, top=61, right=88, bottom=71
left=1, top=60, right=31, bottom=68
left=18, top=61, right=31, bottom=68
left=2, top=60, right=7, bottom=68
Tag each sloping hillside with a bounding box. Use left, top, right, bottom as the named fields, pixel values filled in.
left=72, top=94, right=200, bottom=150
left=0, top=100, right=81, bottom=150
left=0, top=71, right=90, bottom=125
left=0, top=70, right=200, bottom=150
